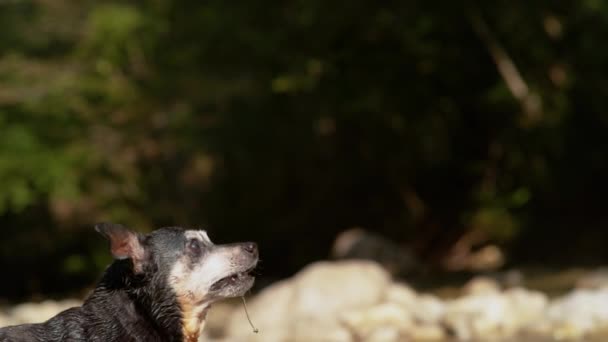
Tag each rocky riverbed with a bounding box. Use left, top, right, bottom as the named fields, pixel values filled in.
left=3, top=261, right=608, bottom=341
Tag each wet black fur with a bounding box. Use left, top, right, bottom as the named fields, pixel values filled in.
left=0, top=227, right=193, bottom=342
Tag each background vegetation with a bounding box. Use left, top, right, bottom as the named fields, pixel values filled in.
left=1, top=0, right=608, bottom=300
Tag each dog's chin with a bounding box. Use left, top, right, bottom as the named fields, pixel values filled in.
left=209, top=269, right=256, bottom=298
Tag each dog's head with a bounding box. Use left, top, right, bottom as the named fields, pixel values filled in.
left=95, top=223, right=258, bottom=341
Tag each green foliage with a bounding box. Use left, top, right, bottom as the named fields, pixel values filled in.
left=0, top=121, right=78, bottom=212
left=83, top=5, right=144, bottom=62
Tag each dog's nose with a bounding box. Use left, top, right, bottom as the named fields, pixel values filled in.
left=242, top=242, right=258, bottom=256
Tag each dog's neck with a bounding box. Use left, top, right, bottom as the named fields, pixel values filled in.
left=179, top=301, right=210, bottom=342
left=87, top=260, right=197, bottom=342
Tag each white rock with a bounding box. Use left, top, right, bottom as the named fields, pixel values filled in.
left=292, top=261, right=391, bottom=317
left=227, top=261, right=390, bottom=342
left=9, top=299, right=81, bottom=325
left=341, top=303, right=413, bottom=338
left=292, top=316, right=352, bottom=342
left=204, top=301, right=237, bottom=338
left=384, top=283, right=417, bottom=306
left=407, top=323, right=446, bottom=341
left=408, top=294, right=445, bottom=325
left=527, top=288, right=608, bottom=340
left=366, top=326, right=402, bottom=341
left=384, top=284, right=444, bottom=325
left=226, top=279, right=294, bottom=341
left=443, top=288, right=547, bottom=340
left=463, top=276, right=501, bottom=295
left=504, top=287, right=548, bottom=327
left=0, top=312, right=13, bottom=327
left=444, top=293, right=505, bottom=340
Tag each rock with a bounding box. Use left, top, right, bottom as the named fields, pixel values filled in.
left=342, top=283, right=446, bottom=341
left=443, top=292, right=505, bottom=340
left=292, top=260, right=391, bottom=317
left=384, top=283, right=417, bottom=307
left=408, top=323, right=445, bottom=341
left=0, top=312, right=12, bottom=327
left=9, top=299, right=81, bottom=325
left=443, top=287, right=547, bottom=340
left=504, top=287, right=548, bottom=326
left=408, top=294, right=445, bottom=325
left=332, top=228, right=418, bottom=276
left=204, top=300, right=237, bottom=338
left=292, top=317, right=352, bottom=342
left=226, top=279, right=294, bottom=341
left=20, top=263, right=608, bottom=342
left=384, top=283, right=444, bottom=325
left=526, top=288, right=608, bottom=340
left=463, top=276, right=501, bottom=295
left=366, top=327, right=402, bottom=341
left=341, top=303, right=413, bottom=339
left=227, top=261, right=390, bottom=342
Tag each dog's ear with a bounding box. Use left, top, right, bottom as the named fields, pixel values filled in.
left=95, top=222, right=146, bottom=273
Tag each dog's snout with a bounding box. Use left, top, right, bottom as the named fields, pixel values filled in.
left=242, top=242, right=258, bottom=257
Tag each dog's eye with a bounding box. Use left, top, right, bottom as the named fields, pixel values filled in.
left=187, top=239, right=201, bottom=256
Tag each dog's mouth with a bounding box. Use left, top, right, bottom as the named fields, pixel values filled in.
left=210, top=265, right=256, bottom=292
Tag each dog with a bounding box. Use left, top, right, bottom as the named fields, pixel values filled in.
left=0, top=223, right=259, bottom=341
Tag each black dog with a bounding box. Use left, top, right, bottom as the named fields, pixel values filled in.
left=0, top=223, right=259, bottom=341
